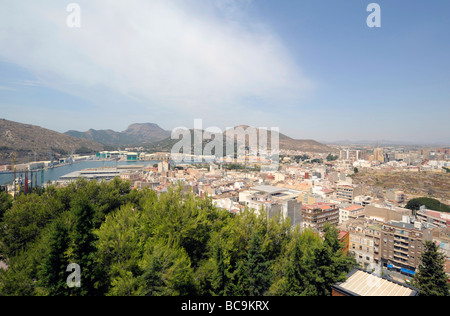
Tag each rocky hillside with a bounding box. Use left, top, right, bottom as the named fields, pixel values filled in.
left=65, top=123, right=170, bottom=147
left=0, top=119, right=104, bottom=164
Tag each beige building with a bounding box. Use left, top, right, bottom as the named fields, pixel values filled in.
left=340, top=204, right=365, bottom=224
left=336, top=184, right=363, bottom=203
left=364, top=204, right=411, bottom=222
left=346, top=219, right=383, bottom=269
left=302, top=202, right=339, bottom=231
left=386, top=189, right=405, bottom=204
left=239, top=186, right=303, bottom=227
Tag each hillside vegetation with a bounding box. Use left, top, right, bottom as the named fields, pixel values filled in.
left=351, top=170, right=450, bottom=204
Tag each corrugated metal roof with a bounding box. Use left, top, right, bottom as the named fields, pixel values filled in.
left=336, top=270, right=417, bottom=296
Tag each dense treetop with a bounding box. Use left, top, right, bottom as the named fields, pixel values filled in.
left=0, top=178, right=356, bottom=296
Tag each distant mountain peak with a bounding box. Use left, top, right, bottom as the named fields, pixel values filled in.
left=65, top=122, right=170, bottom=147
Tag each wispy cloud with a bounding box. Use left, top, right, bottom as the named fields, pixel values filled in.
left=0, top=0, right=313, bottom=129
left=9, top=80, right=43, bottom=87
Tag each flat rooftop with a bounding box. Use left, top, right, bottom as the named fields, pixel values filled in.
left=333, top=269, right=419, bottom=296
left=59, top=168, right=124, bottom=180
left=251, top=185, right=289, bottom=195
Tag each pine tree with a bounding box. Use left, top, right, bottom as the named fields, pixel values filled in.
left=38, top=219, right=70, bottom=296
left=210, top=241, right=228, bottom=296
left=70, top=195, right=106, bottom=296
left=413, top=241, right=449, bottom=296
left=244, top=232, right=271, bottom=296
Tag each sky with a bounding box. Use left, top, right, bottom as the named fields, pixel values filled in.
left=0, top=0, right=449, bottom=144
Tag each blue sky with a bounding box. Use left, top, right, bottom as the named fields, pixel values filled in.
left=0, top=0, right=449, bottom=143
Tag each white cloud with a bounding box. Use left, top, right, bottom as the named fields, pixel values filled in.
left=0, top=0, right=313, bottom=129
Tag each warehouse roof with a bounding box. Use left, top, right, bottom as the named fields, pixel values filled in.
left=332, top=269, right=419, bottom=296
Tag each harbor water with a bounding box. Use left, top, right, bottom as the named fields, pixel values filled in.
left=0, top=160, right=160, bottom=186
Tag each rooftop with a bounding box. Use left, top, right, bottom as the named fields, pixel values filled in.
left=302, top=202, right=337, bottom=211
left=251, top=185, right=289, bottom=195
left=344, top=205, right=365, bottom=211
left=333, top=269, right=419, bottom=296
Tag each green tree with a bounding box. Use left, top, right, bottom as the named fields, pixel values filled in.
left=0, top=193, right=57, bottom=257
left=136, top=239, right=197, bottom=296
left=96, top=204, right=147, bottom=295
left=243, top=232, right=271, bottom=296
left=210, top=239, right=229, bottom=296
left=405, top=197, right=450, bottom=213
left=0, top=190, right=13, bottom=221
left=69, top=195, right=106, bottom=296
left=0, top=252, right=36, bottom=296
left=326, top=154, right=338, bottom=161
left=413, top=241, right=449, bottom=296
left=37, top=219, right=71, bottom=296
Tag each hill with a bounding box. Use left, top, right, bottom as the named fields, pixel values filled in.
left=145, top=126, right=336, bottom=154
left=0, top=119, right=104, bottom=164
left=65, top=123, right=170, bottom=147
left=351, top=170, right=450, bottom=204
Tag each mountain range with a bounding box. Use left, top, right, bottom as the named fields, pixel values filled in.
left=0, top=118, right=336, bottom=164
left=65, top=123, right=171, bottom=147
left=67, top=124, right=336, bottom=154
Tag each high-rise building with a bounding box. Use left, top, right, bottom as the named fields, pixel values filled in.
left=374, top=148, right=384, bottom=163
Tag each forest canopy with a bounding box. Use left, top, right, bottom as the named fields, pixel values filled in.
left=0, top=178, right=356, bottom=296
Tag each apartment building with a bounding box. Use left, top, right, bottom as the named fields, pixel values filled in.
left=239, top=185, right=302, bottom=227
left=346, top=219, right=383, bottom=269
left=340, top=204, right=365, bottom=224
left=386, top=189, right=405, bottom=204
left=380, top=220, right=433, bottom=276
left=416, top=208, right=450, bottom=228
left=364, top=204, right=411, bottom=223
left=336, top=184, right=363, bottom=204
left=302, top=202, right=339, bottom=231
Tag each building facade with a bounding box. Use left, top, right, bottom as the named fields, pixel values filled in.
left=380, top=220, right=432, bottom=276
left=302, top=202, right=339, bottom=231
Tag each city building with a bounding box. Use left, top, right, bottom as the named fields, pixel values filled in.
left=302, top=202, right=339, bottom=231
left=120, top=171, right=142, bottom=183
left=346, top=219, right=382, bottom=269
left=239, top=185, right=302, bottom=227
left=364, top=204, right=411, bottom=223
left=416, top=208, right=450, bottom=228
left=339, top=204, right=365, bottom=224
left=380, top=219, right=434, bottom=277
left=58, top=168, right=124, bottom=183
left=386, top=189, right=405, bottom=204
left=336, top=184, right=363, bottom=203
left=126, top=152, right=139, bottom=161
left=373, top=148, right=384, bottom=163
left=158, top=161, right=171, bottom=173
